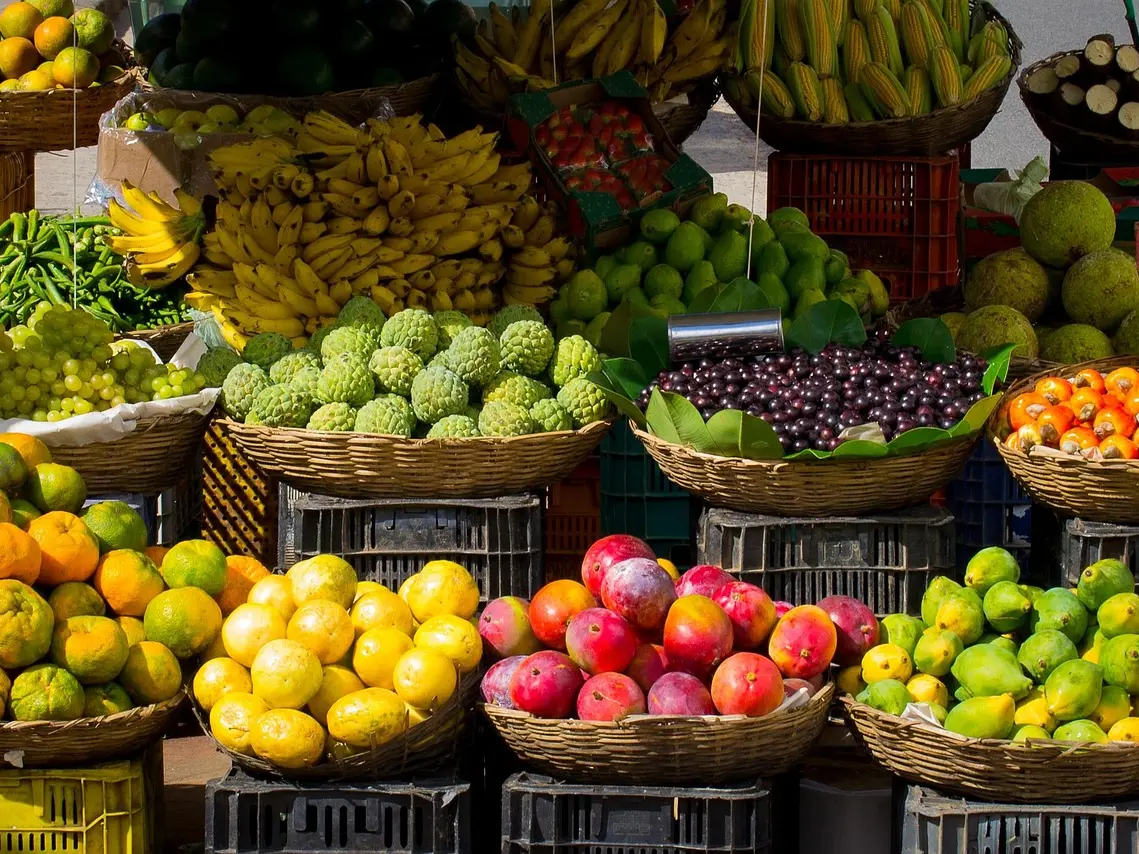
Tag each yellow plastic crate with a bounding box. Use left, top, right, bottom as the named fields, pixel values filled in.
left=0, top=752, right=155, bottom=854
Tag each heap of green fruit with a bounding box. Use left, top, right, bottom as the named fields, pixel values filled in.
left=215, top=299, right=611, bottom=437
left=552, top=193, right=891, bottom=345
left=844, top=546, right=1139, bottom=746
left=947, top=181, right=1139, bottom=363
left=118, top=103, right=299, bottom=142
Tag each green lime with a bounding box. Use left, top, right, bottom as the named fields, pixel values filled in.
left=565, top=271, right=608, bottom=320
left=644, top=264, right=683, bottom=300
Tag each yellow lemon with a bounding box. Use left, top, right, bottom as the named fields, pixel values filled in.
left=250, top=708, right=325, bottom=769
left=354, top=580, right=385, bottom=602
left=326, top=687, right=408, bottom=749
left=248, top=575, right=297, bottom=621
left=200, top=629, right=227, bottom=661
left=398, top=575, right=417, bottom=604
left=405, top=703, right=430, bottom=727
left=836, top=664, right=866, bottom=696
left=351, top=589, right=414, bottom=638
left=250, top=639, right=322, bottom=709
left=210, top=692, right=269, bottom=755
left=307, top=664, right=365, bottom=727
left=287, top=555, right=356, bottom=609
left=905, top=674, right=948, bottom=708
left=353, top=627, right=414, bottom=689
left=287, top=600, right=353, bottom=664
left=393, top=646, right=457, bottom=710
left=1091, top=686, right=1132, bottom=733
left=1014, top=688, right=1058, bottom=733
left=405, top=560, right=479, bottom=622
left=1109, top=716, right=1139, bottom=742
left=413, top=614, right=482, bottom=673
left=193, top=657, right=252, bottom=712
left=861, top=643, right=913, bottom=684
left=222, top=603, right=287, bottom=668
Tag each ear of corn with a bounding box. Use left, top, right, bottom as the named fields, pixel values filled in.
left=922, top=0, right=942, bottom=14
left=859, top=60, right=910, bottom=116
left=773, top=42, right=792, bottom=75
left=821, top=76, right=851, bottom=122
left=963, top=53, right=1011, bottom=99
left=947, top=30, right=963, bottom=62
left=775, top=0, right=807, bottom=61
left=945, top=0, right=970, bottom=56
left=844, top=81, right=877, bottom=119
left=740, top=0, right=777, bottom=69
left=918, top=0, right=951, bottom=46
left=787, top=60, right=825, bottom=119
left=853, top=0, right=879, bottom=21
left=880, top=0, right=901, bottom=18
left=842, top=20, right=871, bottom=84
left=928, top=44, right=962, bottom=106
left=904, top=66, right=932, bottom=114
left=867, top=6, right=904, bottom=76
left=748, top=68, right=798, bottom=117
left=959, top=63, right=973, bottom=84
left=899, top=1, right=933, bottom=70
left=827, top=0, right=852, bottom=45
left=801, top=0, right=839, bottom=77
left=967, top=21, right=1008, bottom=64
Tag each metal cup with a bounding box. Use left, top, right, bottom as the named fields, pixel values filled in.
left=667, top=310, right=785, bottom=364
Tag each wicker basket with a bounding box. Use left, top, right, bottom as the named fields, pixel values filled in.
left=990, top=355, right=1139, bottom=524
left=218, top=417, right=610, bottom=500
left=632, top=423, right=979, bottom=516
left=116, top=321, right=194, bottom=363
left=0, top=151, right=34, bottom=219
left=190, top=671, right=478, bottom=781
left=0, top=691, right=183, bottom=768
left=843, top=697, right=1139, bottom=803
left=1019, top=52, right=1139, bottom=161
left=483, top=683, right=834, bottom=785
left=655, top=75, right=720, bottom=145
left=50, top=410, right=210, bottom=494
left=0, top=45, right=136, bottom=152
left=722, top=5, right=1020, bottom=155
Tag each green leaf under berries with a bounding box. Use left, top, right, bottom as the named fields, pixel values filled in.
left=891, top=318, right=956, bottom=364
left=646, top=388, right=715, bottom=451
left=785, top=299, right=866, bottom=355
left=705, top=409, right=784, bottom=460
left=981, top=343, right=1017, bottom=395
left=587, top=367, right=646, bottom=427
left=629, top=315, right=669, bottom=385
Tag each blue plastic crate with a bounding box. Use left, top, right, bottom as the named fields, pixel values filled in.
left=945, top=442, right=1032, bottom=571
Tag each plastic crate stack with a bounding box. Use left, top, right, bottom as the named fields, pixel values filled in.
left=544, top=456, right=601, bottom=583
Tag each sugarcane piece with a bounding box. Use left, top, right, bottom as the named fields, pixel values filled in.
left=1118, top=101, right=1139, bottom=133
left=1106, top=78, right=1123, bottom=93
left=1054, top=54, right=1082, bottom=81
left=1060, top=82, right=1085, bottom=107
left=1085, top=34, right=1116, bottom=70
left=1117, top=44, right=1139, bottom=75
left=1025, top=65, right=1059, bottom=96
left=1085, top=82, right=1119, bottom=117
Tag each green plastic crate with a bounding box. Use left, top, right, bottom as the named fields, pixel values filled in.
left=600, top=421, right=695, bottom=567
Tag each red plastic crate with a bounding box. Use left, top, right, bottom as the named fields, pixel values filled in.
left=767, top=153, right=961, bottom=304
left=544, top=456, right=600, bottom=583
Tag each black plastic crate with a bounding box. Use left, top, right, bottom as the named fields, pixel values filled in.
left=277, top=486, right=543, bottom=601
left=205, top=769, right=470, bottom=854
left=697, top=506, right=955, bottom=615
left=502, top=773, right=771, bottom=854
left=945, top=441, right=1033, bottom=572
left=902, top=784, right=1139, bottom=854
left=1031, top=508, right=1139, bottom=591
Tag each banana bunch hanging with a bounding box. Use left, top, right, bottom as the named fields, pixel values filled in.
left=106, top=182, right=205, bottom=289
left=454, top=0, right=735, bottom=114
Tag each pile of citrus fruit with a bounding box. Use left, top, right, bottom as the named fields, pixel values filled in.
left=193, top=556, right=483, bottom=770
left=0, top=432, right=263, bottom=722
left=0, top=0, right=124, bottom=92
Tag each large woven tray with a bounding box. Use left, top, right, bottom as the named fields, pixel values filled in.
left=0, top=691, right=184, bottom=768
left=116, top=321, right=194, bottom=363
left=843, top=697, right=1139, bottom=803
left=632, top=424, right=979, bottom=516
left=219, top=418, right=610, bottom=499
left=990, top=355, right=1139, bottom=524
left=483, top=683, right=833, bottom=785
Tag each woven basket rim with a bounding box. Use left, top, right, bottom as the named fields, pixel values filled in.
left=217, top=415, right=611, bottom=445
left=0, top=690, right=184, bottom=735
left=45, top=409, right=210, bottom=447
left=116, top=320, right=195, bottom=338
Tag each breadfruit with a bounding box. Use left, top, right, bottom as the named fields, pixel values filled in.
left=965, top=248, right=1051, bottom=322
left=1020, top=181, right=1116, bottom=268
left=1039, top=324, right=1114, bottom=363
left=957, top=306, right=1039, bottom=360
left=1114, top=309, right=1139, bottom=355
left=1061, top=248, right=1139, bottom=333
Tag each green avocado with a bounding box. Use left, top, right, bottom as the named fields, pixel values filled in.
left=279, top=47, right=336, bottom=95
left=135, top=13, right=181, bottom=68
left=147, top=47, right=180, bottom=87
left=164, top=63, right=197, bottom=90
left=192, top=56, right=243, bottom=93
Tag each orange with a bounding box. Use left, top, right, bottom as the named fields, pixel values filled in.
left=0, top=492, right=10, bottom=525
left=0, top=442, right=26, bottom=492
left=287, top=600, right=354, bottom=665
left=350, top=588, right=413, bottom=638
left=0, top=433, right=51, bottom=469
left=13, top=67, right=51, bottom=89
left=144, top=545, right=169, bottom=565
left=250, top=708, right=325, bottom=769
left=115, top=615, right=147, bottom=647
left=8, top=663, right=84, bottom=721
left=25, top=0, right=73, bottom=18
left=286, top=555, right=357, bottom=609
left=210, top=692, right=269, bottom=755
left=144, top=587, right=222, bottom=659
left=193, top=657, right=252, bottom=712
left=0, top=579, right=53, bottom=668
left=27, top=511, right=99, bottom=585
left=392, top=647, right=457, bottom=710
left=0, top=522, right=40, bottom=584
left=32, top=16, right=73, bottom=61
left=26, top=463, right=86, bottom=514
left=83, top=682, right=133, bottom=716
left=413, top=614, right=482, bottom=673
left=160, top=539, right=227, bottom=596
left=250, top=638, right=322, bottom=709
left=117, top=640, right=182, bottom=704
left=0, top=4, right=44, bottom=40
left=51, top=45, right=96, bottom=87
left=353, top=627, right=414, bottom=690
left=307, top=664, right=364, bottom=726
left=0, top=37, right=38, bottom=79
left=247, top=575, right=297, bottom=621
left=82, top=501, right=147, bottom=554
left=405, top=561, right=479, bottom=622
left=354, top=580, right=385, bottom=602
left=221, top=602, right=286, bottom=667
left=47, top=581, right=105, bottom=621
left=50, top=615, right=129, bottom=684
left=326, top=687, right=407, bottom=749
left=93, top=549, right=165, bottom=617
left=216, top=555, right=270, bottom=614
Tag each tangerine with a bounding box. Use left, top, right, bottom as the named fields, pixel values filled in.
left=0, top=36, right=38, bottom=79
left=83, top=681, right=133, bottom=716
left=216, top=555, right=269, bottom=614
left=143, top=587, right=222, bottom=659
left=47, top=581, right=105, bottom=621
left=115, top=615, right=147, bottom=647
left=25, top=462, right=86, bottom=514
left=117, top=640, right=181, bottom=704
left=93, top=549, right=165, bottom=617
left=0, top=4, right=44, bottom=40
left=32, top=16, right=74, bottom=61
left=160, top=539, right=227, bottom=595
left=0, top=433, right=51, bottom=468
left=82, top=500, right=147, bottom=554
left=0, top=579, right=52, bottom=668
left=0, top=522, right=40, bottom=584
left=210, top=692, right=269, bottom=755
left=8, top=663, right=84, bottom=720
left=27, top=511, right=99, bottom=585
left=50, top=615, right=129, bottom=684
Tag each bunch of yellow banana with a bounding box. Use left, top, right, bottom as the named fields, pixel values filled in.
left=453, top=0, right=733, bottom=113
left=501, top=197, right=576, bottom=306
left=107, top=181, right=205, bottom=290
left=188, top=110, right=536, bottom=345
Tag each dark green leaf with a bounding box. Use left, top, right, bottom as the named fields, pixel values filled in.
left=587, top=369, right=646, bottom=427
left=832, top=439, right=889, bottom=458
left=981, top=343, right=1017, bottom=395
left=709, top=278, right=763, bottom=313
left=705, top=409, right=784, bottom=460
left=785, top=299, right=867, bottom=355
left=648, top=388, right=716, bottom=452
left=705, top=409, right=743, bottom=456
left=891, top=318, right=956, bottom=364
left=951, top=393, right=1002, bottom=437
left=785, top=448, right=830, bottom=460
left=645, top=388, right=681, bottom=443
left=599, top=358, right=649, bottom=398
left=687, top=283, right=722, bottom=314
left=629, top=315, right=669, bottom=382
left=886, top=426, right=954, bottom=455
left=599, top=298, right=657, bottom=358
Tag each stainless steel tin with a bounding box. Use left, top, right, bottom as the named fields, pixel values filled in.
left=667, top=310, right=784, bottom=363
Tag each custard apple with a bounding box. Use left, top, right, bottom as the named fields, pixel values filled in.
left=427, top=414, right=481, bottom=438
left=483, top=371, right=552, bottom=410
left=446, top=326, right=500, bottom=387
left=355, top=394, right=416, bottom=436
left=557, top=377, right=612, bottom=427
left=269, top=350, right=321, bottom=385
left=428, top=352, right=450, bottom=368
left=316, top=352, right=374, bottom=406
left=321, top=325, right=380, bottom=361
left=243, top=333, right=292, bottom=369
left=370, top=346, right=423, bottom=397
left=464, top=405, right=482, bottom=421
left=479, top=400, right=536, bottom=437
left=380, top=308, right=438, bottom=360
left=433, top=310, right=473, bottom=348
left=197, top=348, right=242, bottom=388
left=338, top=296, right=387, bottom=330
left=222, top=363, right=271, bottom=420
left=245, top=411, right=263, bottom=425
left=289, top=366, right=321, bottom=399
left=550, top=335, right=603, bottom=387
left=249, top=385, right=313, bottom=428
left=307, top=323, right=339, bottom=354
left=499, top=320, right=555, bottom=377
left=530, top=398, right=573, bottom=432
left=307, top=402, right=357, bottom=431
left=410, top=366, right=468, bottom=424
left=488, top=304, right=542, bottom=338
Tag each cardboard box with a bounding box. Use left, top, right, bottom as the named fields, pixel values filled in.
left=506, top=72, right=712, bottom=255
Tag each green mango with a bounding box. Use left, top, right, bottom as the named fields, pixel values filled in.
left=721, top=204, right=752, bottom=232
left=1052, top=719, right=1109, bottom=744
left=767, top=206, right=811, bottom=234
left=604, top=263, right=643, bottom=305
left=1011, top=723, right=1052, bottom=743
left=1019, top=585, right=1045, bottom=605
left=944, top=695, right=1015, bottom=739
left=1030, top=588, right=1089, bottom=645
left=745, top=218, right=776, bottom=254
left=1098, top=592, right=1139, bottom=638
left=687, top=193, right=728, bottom=233
left=785, top=258, right=827, bottom=300
left=755, top=240, right=790, bottom=279
left=828, top=278, right=871, bottom=314
left=921, top=576, right=963, bottom=627
left=964, top=547, right=1020, bottom=596
left=621, top=240, right=658, bottom=272
left=951, top=644, right=1033, bottom=700
left=858, top=269, right=890, bottom=317
left=1090, top=684, right=1132, bottom=732
left=683, top=260, right=718, bottom=305
left=779, top=229, right=830, bottom=264
left=983, top=580, right=1033, bottom=633
left=913, top=629, right=963, bottom=677
left=793, top=288, right=827, bottom=320
left=1100, top=633, right=1139, bottom=692
left=928, top=702, right=948, bottom=723
left=756, top=272, right=791, bottom=314
left=856, top=678, right=912, bottom=716
left=989, top=635, right=1020, bottom=657
left=935, top=590, right=985, bottom=645
left=879, top=614, right=925, bottom=657
left=1079, top=627, right=1106, bottom=663
left=593, top=254, right=619, bottom=281
left=639, top=208, right=682, bottom=245
left=1017, top=630, right=1077, bottom=683
left=1044, top=659, right=1103, bottom=721
left=708, top=229, right=749, bottom=283
left=824, top=249, right=850, bottom=287
left=1077, top=558, right=1135, bottom=611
